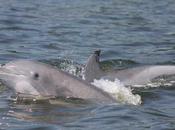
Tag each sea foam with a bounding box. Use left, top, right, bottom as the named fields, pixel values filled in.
left=92, top=78, right=141, bottom=105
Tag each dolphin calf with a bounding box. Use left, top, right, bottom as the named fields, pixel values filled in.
left=84, top=50, right=175, bottom=86
left=0, top=60, right=116, bottom=103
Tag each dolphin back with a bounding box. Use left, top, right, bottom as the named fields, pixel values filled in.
left=85, top=51, right=175, bottom=86
left=106, top=65, right=175, bottom=86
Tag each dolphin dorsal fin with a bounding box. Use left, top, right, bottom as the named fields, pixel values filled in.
left=84, top=50, right=103, bottom=82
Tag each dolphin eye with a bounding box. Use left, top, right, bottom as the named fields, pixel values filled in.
left=33, top=73, right=39, bottom=80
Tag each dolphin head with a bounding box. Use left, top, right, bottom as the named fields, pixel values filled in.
left=0, top=60, right=58, bottom=96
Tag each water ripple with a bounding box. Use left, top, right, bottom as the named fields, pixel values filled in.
left=0, top=0, right=175, bottom=129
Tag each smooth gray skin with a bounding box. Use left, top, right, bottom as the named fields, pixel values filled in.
left=0, top=60, right=116, bottom=103
left=84, top=51, right=175, bottom=86
left=84, top=50, right=104, bottom=82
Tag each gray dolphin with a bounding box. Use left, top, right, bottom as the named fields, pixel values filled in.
left=0, top=60, right=116, bottom=103
left=84, top=50, right=175, bottom=86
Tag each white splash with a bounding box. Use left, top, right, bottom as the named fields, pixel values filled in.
left=59, top=60, right=84, bottom=78
left=92, top=78, right=142, bottom=105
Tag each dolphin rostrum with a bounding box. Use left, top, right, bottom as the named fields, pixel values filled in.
left=84, top=50, right=175, bottom=86
left=0, top=60, right=116, bottom=103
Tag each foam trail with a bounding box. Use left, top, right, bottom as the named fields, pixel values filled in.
left=92, top=79, right=141, bottom=105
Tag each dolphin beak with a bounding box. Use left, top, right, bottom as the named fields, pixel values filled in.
left=0, top=65, right=9, bottom=78
left=0, top=64, right=34, bottom=95
left=0, top=64, right=20, bottom=83
left=0, top=65, right=15, bottom=90
left=0, top=65, right=13, bottom=77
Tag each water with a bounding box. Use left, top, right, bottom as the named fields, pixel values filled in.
left=0, top=0, right=175, bottom=129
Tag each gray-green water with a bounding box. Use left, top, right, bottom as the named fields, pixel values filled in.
left=0, top=0, right=175, bottom=129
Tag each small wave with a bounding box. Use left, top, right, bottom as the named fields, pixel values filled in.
left=91, top=79, right=141, bottom=105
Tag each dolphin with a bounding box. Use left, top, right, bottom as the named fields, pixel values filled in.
left=0, top=60, right=116, bottom=103
left=84, top=50, right=175, bottom=86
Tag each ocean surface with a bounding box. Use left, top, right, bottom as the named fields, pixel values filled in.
left=0, top=0, right=175, bottom=130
